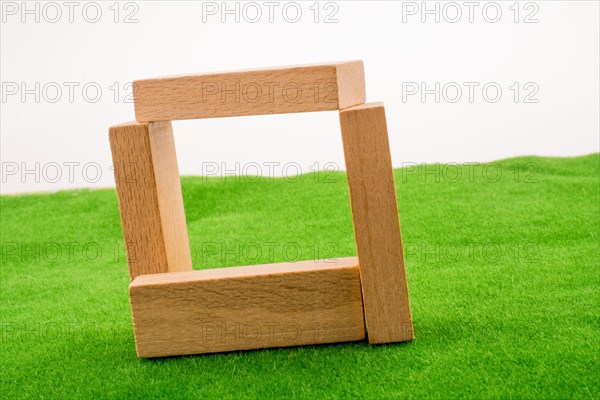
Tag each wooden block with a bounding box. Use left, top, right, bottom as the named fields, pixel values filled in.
left=109, top=121, right=193, bottom=280
left=339, top=103, right=414, bottom=344
left=133, top=61, right=366, bottom=122
left=129, top=257, right=366, bottom=357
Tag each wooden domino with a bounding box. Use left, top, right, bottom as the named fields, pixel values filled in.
left=109, top=121, right=192, bottom=280
left=130, top=258, right=365, bottom=357
left=109, top=61, right=414, bottom=357
left=133, top=61, right=366, bottom=122
left=339, top=103, right=414, bottom=343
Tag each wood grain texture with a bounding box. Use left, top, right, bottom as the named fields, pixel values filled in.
left=339, top=103, right=414, bottom=344
left=109, top=121, right=192, bottom=280
left=133, top=61, right=366, bottom=122
left=129, top=257, right=366, bottom=358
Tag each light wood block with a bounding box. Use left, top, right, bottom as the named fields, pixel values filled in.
left=109, top=121, right=193, bottom=280
left=133, top=61, right=366, bottom=122
left=339, top=103, right=414, bottom=344
left=129, top=257, right=366, bottom=358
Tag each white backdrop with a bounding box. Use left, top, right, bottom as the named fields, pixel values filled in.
left=1, top=0, right=598, bottom=194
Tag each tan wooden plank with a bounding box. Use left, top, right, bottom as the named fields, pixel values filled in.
left=129, top=257, right=366, bottom=357
left=133, top=61, right=366, bottom=122
left=338, top=103, right=414, bottom=343
left=109, top=121, right=192, bottom=280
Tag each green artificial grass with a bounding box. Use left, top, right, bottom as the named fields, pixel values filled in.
left=1, top=154, right=599, bottom=399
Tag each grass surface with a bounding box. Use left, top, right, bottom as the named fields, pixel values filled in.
left=1, top=154, right=599, bottom=399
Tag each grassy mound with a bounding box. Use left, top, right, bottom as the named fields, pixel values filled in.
left=1, top=154, right=598, bottom=399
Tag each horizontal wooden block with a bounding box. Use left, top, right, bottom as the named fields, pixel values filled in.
left=129, top=257, right=366, bottom=358
left=133, top=61, right=366, bottom=122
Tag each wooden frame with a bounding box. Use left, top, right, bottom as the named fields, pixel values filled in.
left=109, top=61, right=413, bottom=358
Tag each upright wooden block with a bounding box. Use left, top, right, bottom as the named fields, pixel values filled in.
left=129, top=257, right=366, bottom=358
left=339, top=103, right=414, bottom=343
left=109, top=121, right=193, bottom=280
left=133, top=61, right=366, bottom=122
